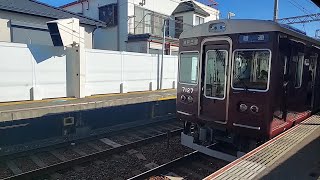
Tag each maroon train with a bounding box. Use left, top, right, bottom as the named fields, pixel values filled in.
left=177, top=19, right=320, bottom=153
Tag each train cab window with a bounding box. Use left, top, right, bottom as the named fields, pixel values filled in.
left=293, top=53, right=304, bottom=88
left=179, top=52, right=199, bottom=84
left=233, top=49, right=271, bottom=91
left=204, top=50, right=228, bottom=99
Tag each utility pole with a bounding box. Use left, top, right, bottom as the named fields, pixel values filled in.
left=160, top=19, right=167, bottom=90
left=274, top=0, right=279, bottom=22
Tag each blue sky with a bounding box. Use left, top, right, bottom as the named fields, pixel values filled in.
left=40, top=0, right=319, bottom=37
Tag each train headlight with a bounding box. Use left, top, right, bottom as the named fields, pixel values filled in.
left=181, top=95, right=187, bottom=101
left=250, top=105, right=259, bottom=113
left=187, top=96, right=193, bottom=103
left=239, top=104, right=248, bottom=112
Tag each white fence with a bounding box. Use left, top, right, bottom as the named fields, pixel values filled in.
left=0, top=42, right=178, bottom=102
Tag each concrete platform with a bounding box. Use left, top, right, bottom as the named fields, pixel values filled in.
left=205, top=114, right=320, bottom=180
left=0, top=90, right=176, bottom=122
left=0, top=90, right=177, bottom=153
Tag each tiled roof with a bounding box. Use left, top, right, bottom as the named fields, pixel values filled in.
left=0, top=0, right=106, bottom=27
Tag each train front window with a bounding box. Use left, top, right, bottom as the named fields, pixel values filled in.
left=204, top=50, right=228, bottom=99
left=233, top=49, right=271, bottom=91
left=179, top=52, right=199, bottom=84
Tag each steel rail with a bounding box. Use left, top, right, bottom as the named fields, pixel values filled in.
left=128, top=151, right=200, bottom=180
left=4, top=128, right=183, bottom=180
left=0, top=117, right=176, bottom=160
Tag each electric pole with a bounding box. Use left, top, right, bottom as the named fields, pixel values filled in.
left=274, top=0, right=279, bottom=22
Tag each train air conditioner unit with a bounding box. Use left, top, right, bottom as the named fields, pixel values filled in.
left=47, top=18, right=84, bottom=47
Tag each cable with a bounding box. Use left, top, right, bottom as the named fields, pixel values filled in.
left=291, top=0, right=314, bottom=14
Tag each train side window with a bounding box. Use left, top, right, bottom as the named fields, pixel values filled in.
left=293, top=53, right=304, bottom=88
left=179, top=52, right=199, bottom=84
left=232, top=49, right=271, bottom=91
left=204, top=50, right=228, bottom=99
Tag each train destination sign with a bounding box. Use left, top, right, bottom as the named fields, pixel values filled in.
left=239, top=34, right=270, bottom=43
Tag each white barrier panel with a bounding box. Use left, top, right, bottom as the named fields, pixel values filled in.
left=162, top=55, right=178, bottom=89
left=85, top=49, right=122, bottom=96
left=0, top=43, right=33, bottom=102
left=122, top=52, right=157, bottom=93
left=85, top=50, right=178, bottom=96
left=31, top=45, right=67, bottom=99
left=0, top=42, right=177, bottom=102
left=0, top=42, right=67, bottom=102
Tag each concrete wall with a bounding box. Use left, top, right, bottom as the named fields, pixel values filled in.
left=0, top=42, right=67, bottom=102
left=85, top=49, right=177, bottom=96
left=0, top=11, right=94, bottom=48
left=0, top=42, right=178, bottom=102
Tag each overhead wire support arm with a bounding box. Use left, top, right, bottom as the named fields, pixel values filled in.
left=277, top=13, right=320, bottom=24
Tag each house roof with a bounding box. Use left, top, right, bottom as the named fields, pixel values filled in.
left=172, top=1, right=210, bottom=17
left=0, top=0, right=106, bottom=27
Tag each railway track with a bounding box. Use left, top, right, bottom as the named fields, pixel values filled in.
left=0, top=120, right=184, bottom=180
left=129, top=150, right=227, bottom=180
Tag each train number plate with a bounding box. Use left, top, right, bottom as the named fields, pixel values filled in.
left=182, top=87, right=194, bottom=94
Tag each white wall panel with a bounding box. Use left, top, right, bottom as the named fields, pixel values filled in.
left=85, top=49, right=122, bottom=96
left=0, top=42, right=67, bottom=102
left=122, top=52, right=157, bottom=92
left=0, top=42, right=177, bottom=102
left=162, top=55, right=178, bottom=89
left=0, top=43, right=33, bottom=102
left=31, top=45, right=67, bottom=99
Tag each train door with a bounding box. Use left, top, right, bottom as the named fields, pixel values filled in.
left=286, top=40, right=306, bottom=110
left=311, top=52, right=320, bottom=110
left=198, top=38, right=232, bottom=123
left=277, top=37, right=291, bottom=119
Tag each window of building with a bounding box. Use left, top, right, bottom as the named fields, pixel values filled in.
left=205, top=50, right=228, bottom=99
left=233, top=49, right=271, bottom=91
left=165, top=19, right=170, bottom=37
left=293, top=53, right=304, bottom=88
left=175, top=16, right=183, bottom=38
left=99, top=4, right=118, bottom=26
left=134, top=6, right=167, bottom=37
left=179, top=52, right=199, bottom=84
left=195, top=16, right=204, bottom=26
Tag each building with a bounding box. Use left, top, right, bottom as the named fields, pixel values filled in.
left=61, top=0, right=219, bottom=54
left=0, top=0, right=106, bottom=48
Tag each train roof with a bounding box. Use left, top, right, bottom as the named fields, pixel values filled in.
left=180, top=19, right=320, bottom=46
